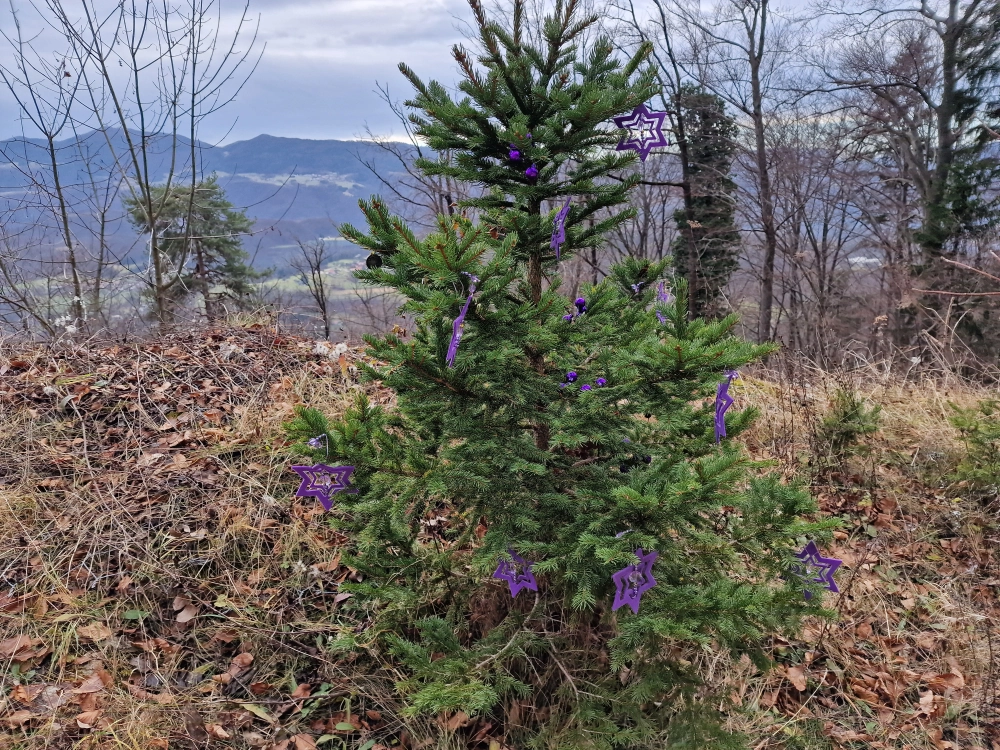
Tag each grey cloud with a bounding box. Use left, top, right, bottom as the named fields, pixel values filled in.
left=0, top=0, right=470, bottom=142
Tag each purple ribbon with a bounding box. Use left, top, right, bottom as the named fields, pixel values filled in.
left=446, top=273, right=479, bottom=368
left=714, top=370, right=738, bottom=443
left=550, top=198, right=571, bottom=260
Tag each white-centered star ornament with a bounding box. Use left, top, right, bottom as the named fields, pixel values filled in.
left=613, top=104, right=669, bottom=162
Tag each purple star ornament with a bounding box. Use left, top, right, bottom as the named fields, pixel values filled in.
left=714, top=370, right=738, bottom=443
left=493, top=550, right=538, bottom=598
left=793, top=541, right=842, bottom=600
left=613, top=104, right=669, bottom=162
left=612, top=548, right=658, bottom=614
left=446, top=273, right=479, bottom=368
left=657, top=281, right=673, bottom=304
left=292, top=464, right=358, bottom=511
left=550, top=198, right=571, bottom=259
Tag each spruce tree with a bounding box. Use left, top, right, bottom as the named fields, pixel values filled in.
left=286, top=1, right=831, bottom=746
left=671, top=86, right=740, bottom=319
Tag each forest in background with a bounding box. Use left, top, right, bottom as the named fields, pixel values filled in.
left=1, top=0, right=999, bottom=377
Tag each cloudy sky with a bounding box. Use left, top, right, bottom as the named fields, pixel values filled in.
left=0, top=0, right=474, bottom=144
left=218, top=0, right=471, bottom=143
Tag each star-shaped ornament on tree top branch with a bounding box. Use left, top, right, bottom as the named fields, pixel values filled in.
left=613, top=104, right=669, bottom=162
left=612, top=548, right=659, bottom=614
left=493, top=550, right=538, bottom=598
left=792, top=541, right=842, bottom=600
left=292, top=464, right=357, bottom=511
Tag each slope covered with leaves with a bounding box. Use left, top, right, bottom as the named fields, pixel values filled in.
left=0, top=326, right=997, bottom=750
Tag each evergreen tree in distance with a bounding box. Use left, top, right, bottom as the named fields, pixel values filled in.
left=125, top=174, right=262, bottom=321
left=286, top=1, right=831, bottom=746
left=671, top=85, right=740, bottom=320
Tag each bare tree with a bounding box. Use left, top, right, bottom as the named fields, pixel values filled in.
left=290, top=238, right=335, bottom=340
left=43, top=0, right=261, bottom=325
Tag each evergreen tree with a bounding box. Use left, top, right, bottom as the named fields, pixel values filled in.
left=124, top=174, right=262, bottom=320
left=286, top=1, right=831, bottom=746
left=671, top=86, right=740, bottom=319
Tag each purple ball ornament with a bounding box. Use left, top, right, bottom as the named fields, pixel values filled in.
left=525, top=163, right=539, bottom=180
left=292, top=464, right=358, bottom=512
left=612, top=548, right=659, bottom=614
left=580, top=384, right=592, bottom=392
left=574, top=297, right=587, bottom=315
left=596, top=378, right=607, bottom=387
left=562, top=314, right=574, bottom=322
left=566, top=371, right=578, bottom=383
left=493, top=549, right=538, bottom=598
left=508, top=146, right=521, bottom=161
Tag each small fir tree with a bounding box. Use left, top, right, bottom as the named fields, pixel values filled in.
left=125, top=174, right=262, bottom=320
left=286, top=1, right=832, bottom=746
left=671, top=86, right=740, bottom=319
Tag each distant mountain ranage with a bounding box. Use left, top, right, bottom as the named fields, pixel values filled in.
left=0, top=130, right=415, bottom=273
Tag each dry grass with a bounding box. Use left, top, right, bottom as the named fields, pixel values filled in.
left=0, top=333, right=997, bottom=750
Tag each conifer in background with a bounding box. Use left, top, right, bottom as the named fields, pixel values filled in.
left=671, top=85, right=740, bottom=320
left=286, top=1, right=831, bottom=746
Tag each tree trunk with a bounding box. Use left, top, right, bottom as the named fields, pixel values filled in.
left=749, top=37, right=778, bottom=344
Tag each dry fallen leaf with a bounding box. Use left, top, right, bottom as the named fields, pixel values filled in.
left=786, top=665, right=807, bottom=691
left=72, top=671, right=110, bottom=694
left=925, top=672, right=965, bottom=692
left=75, top=710, right=103, bottom=729
left=183, top=708, right=209, bottom=742
left=207, top=723, right=231, bottom=739
left=176, top=604, right=199, bottom=623
left=291, top=683, right=312, bottom=699
left=12, top=683, right=45, bottom=703
left=0, top=635, right=47, bottom=660
left=77, top=621, right=113, bottom=642
left=291, top=734, right=317, bottom=750
left=3, top=710, right=37, bottom=728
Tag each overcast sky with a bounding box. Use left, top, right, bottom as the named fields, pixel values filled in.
left=0, top=0, right=472, bottom=145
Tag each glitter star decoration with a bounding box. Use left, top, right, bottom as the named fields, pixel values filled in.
left=714, top=370, right=738, bottom=443
left=792, top=541, right=842, bottom=600
left=550, top=197, right=571, bottom=259
left=613, top=104, right=669, bottom=162
left=493, top=549, right=538, bottom=598
left=292, top=464, right=357, bottom=511
left=612, top=548, right=658, bottom=614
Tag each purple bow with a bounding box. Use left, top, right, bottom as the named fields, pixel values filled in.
left=446, top=273, right=479, bottom=368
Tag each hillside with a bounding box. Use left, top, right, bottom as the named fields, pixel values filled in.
left=0, top=326, right=997, bottom=750
left=0, top=131, right=415, bottom=274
